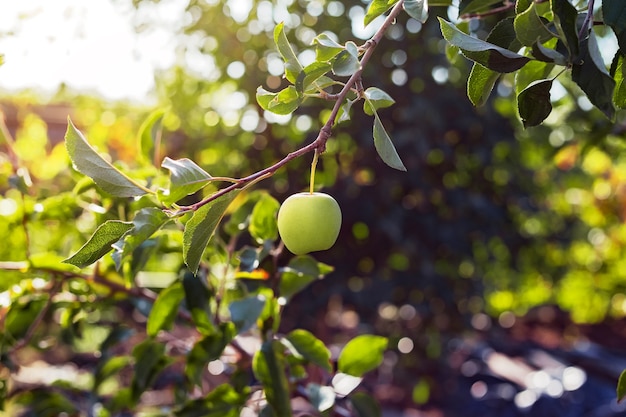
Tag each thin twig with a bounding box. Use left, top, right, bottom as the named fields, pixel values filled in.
left=172, top=0, right=407, bottom=215
left=578, top=0, right=595, bottom=40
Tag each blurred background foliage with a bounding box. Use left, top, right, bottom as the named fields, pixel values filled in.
left=2, top=0, right=626, bottom=411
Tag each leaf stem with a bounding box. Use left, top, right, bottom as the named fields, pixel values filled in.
left=174, top=0, right=406, bottom=214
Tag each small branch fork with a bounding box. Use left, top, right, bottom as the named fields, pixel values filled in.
left=173, top=0, right=407, bottom=215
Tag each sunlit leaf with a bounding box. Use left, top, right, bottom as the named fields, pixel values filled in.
left=252, top=341, right=293, bottom=417
left=313, top=33, right=344, bottom=62
left=363, top=87, right=395, bottom=116
left=296, top=62, right=332, bottom=93
left=364, top=0, right=399, bottom=26
left=618, top=369, right=626, bottom=402
left=517, top=79, right=553, bottom=127
left=274, top=22, right=303, bottom=83
left=373, top=112, right=406, bottom=171
left=256, top=86, right=303, bottom=115
left=612, top=53, right=626, bottom=108
left=160, top=157, right=213, bottom=206
left=514, top=2, right=554, bottom=46
left=63, top=221, right=133, bottom=268
left=284, top=329, right=332, bottom=372
left=146, top=281, right=184, bottom=337
left=467, top=63, right=500, bottom=106
left=249, top=193, right=280, bottom=243
left=94, top=356, right=131, bottom=390
left=229, top=295, right=267, bottom=333
left=280, top=255, right=333, bottom=299
left=404, top=0, right=428, bottom=23
left=183, top=190, right=240, bottom=274
left=137, top=109, right=165, bottom=164
left=572, top=32, right=616, bottom=120
left=439, top=18, right=530, bottom=73
left=338, top=335, right=388, bottom=377
left=65, top=118, right=150, bottom=197
left=333, top=41, right=360, bottom=76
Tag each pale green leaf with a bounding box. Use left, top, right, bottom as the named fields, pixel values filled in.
left=363, top=87, right=395, bottom=116
left=404, top=0, right=428, bottom=23
left=467, top=63, right=500, bottom=106
left=373, top=112, right=406, bottom=171
left=274, top=22, right=303, bottom=83
left=284, top=329, right=332, bottom=372
left=338, top=335, right=388, bottom=377
left=65, top=118, right=150, bottom=197
left=160, top=157, right=213, bottom=205
left=112, top=207, right=170, bottom=269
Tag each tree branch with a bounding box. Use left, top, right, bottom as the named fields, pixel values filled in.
left=173, top=0, right=406, bottom=215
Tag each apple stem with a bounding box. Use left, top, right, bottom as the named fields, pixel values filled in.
left=309, top=148, right=319, bottom=194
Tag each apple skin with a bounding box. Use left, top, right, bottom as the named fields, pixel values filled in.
left=277, top=192, right=342, bottom=255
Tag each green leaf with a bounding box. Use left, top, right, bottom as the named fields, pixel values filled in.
left=364, top=0, right=399, bottom=26
left=229, top=295, right=267, bottom=333
left=513, top=2, right=554, bottom=46
left=618, top=369, right=626, bottom=402
left=467, top=63, right=500, bottom=106
left=551, top=0, right=579, bottom=58
left=4, top=298, right=47, bottom=342
left=296, top=62, right=332, bottom=94
left=531, top=42, right=568, bottom=65
left=459, top=0, right=504, bottom=15
left=137, top=109, right=165, bottom=164
left=274, top=22, right=303, bottom=83
left=404, top=0, right=428, bottom=23
left=185, top=323, right=236, bottom=386
left=313, top=33, right=344, bottom=62
left=604, top=0, right=626, bottom=51
left=612, top=53, right=626, bottom=108
left=112, top=207, right=170, bottom=269
left=514, top=59, right=555, bottom=94
left=373, top=112, right=406, bottom=171
left=338, top=335, right=388, bottom=377
left=63, top=220, right=133, bottom=268
left=182, top=271, right=215, bottom=334
left=572, top=32, right=616, bottom=120
left=131, top=339, right=168, bottom=400
left=350, top=392, right=381, bottom=417
left=94, top=356, right=131, bottom=390
left=306, top=384, right=336, bottom=412
left=249, top=193, right=280, bottom=243
left=280, top=255, right=333, bottom=299
left=363, top=87, right=395, bottom=116
left=337, top=98, right=356, bottom=124
left=160, top=157, right=213, bottom=206
left=438, top=18, right=531, bottom=73
left=65, top=118, right=150, bottom=197
left=183, top=190, right=240, bottom=274
left=253, top=341, right=293, bottom=417
left=284, top=329, right=332, bottom=372
left=176, top=383, right=246, bottom=417
left=146, top=281, right=185, bottom=337
left=517, top=79, right=553, bottom=127
left=256, top=86, right=303, bottom=115
left=333, top=41, right=360, bottom=77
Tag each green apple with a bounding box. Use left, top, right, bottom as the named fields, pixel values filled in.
left=277, top=192, right=342, bottom=255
